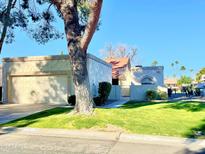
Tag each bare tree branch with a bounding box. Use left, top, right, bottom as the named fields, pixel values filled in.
left=80, top=0, right=103, bottom=52
left=50, top=0, right=62, bottom=9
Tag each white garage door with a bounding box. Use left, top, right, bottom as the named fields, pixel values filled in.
left=9, top=75, right=68, bottom=104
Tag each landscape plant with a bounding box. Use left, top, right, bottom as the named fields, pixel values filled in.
left=145, top=90, right=158, bottom=101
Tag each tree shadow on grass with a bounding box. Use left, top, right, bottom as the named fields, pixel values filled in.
left=120, top=101, right=164, bottom=109
left=162, top=101, right=205, bottom=112
left=179, top=148, right=205, bottom=154
left=184, top=119, right=205, bottom=139
left=0, top=107, right=72, bottom=128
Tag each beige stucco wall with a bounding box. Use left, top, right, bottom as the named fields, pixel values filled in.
left=87, top=54, right=112, bottom=97
left=2, top=54, right=112, bottom=104
left=2, top=56, right=72, bottom=104
left=109, top=85, right=121, bottom=100
left=130, top=85, right=157, bottom=101
left=131, top=66, right=164, bottom=86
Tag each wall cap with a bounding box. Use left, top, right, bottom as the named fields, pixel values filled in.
left=2, top=53, right=112, bottom=68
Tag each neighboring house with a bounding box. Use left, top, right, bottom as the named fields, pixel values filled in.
left=105, top=57, right=165, bottom=97
left=105, top=58, right=164, bottom=86
left=2, top=54, right=112, bottom=104
left=164, top=78, right=179, bottom=89
left=105, top=57, right=131, bottom=85
left=105, top=57, right=131, bottom=96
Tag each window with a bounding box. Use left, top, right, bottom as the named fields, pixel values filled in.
left=141, top=76, right=154, bottom=85
left=112, top=79, right=119, bottom=85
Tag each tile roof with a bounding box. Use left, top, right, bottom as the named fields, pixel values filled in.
left=105, top=57, right=130, bottom=79
left=164, top=78, right=178, bottom=85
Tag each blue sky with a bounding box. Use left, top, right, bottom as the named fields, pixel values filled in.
left=1, top=0, right=205, bottom=78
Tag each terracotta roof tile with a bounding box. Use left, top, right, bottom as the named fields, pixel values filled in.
left=105, top=57, right=130, bottom=79
left=164, top=78, right=178, bottom=84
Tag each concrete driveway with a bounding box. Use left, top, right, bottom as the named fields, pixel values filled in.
left=0, top=104, right=62, bottom=124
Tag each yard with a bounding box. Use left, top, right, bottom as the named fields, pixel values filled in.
left=1, top=101, right=205, bottom=138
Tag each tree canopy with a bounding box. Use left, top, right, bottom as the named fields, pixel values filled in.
left=180, top=66, right=186, bottom=71
left=177, top=75, right=192, bottom=86
left=196, top=67, right=205, bottom=82
left=0, top=0, right=98, bottom=52
left=151, top=60, right=158, bottom=66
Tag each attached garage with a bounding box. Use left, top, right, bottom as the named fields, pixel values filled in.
left=2, top=54, right=112, bottom=105
left=9, top=75, right=68, bottom=104
left=2, top=55, right=73, bottom=105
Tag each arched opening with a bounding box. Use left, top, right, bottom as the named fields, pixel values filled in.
left=141, top=76, right=155, bottom=85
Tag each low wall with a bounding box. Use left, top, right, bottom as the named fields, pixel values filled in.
left=87, top=54, right=112, bottom=97
left=121, top=85, right=130, bottom=97
left=130, top=85, right=158, bottom=101
left=109, top=85, right=121, bottom=100
left=202, top=89, right=205, bottom=97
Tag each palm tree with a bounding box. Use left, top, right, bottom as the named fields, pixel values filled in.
left=152, top=60, right=158, bottom=66
left=171, top=61, right=180, bottom=78
left=180, top=66, right=186, bottom=71
left=175, top=60, right=179, bottom=65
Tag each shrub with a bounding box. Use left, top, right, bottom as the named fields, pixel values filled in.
left=98, top=82, right=112, bottom=103
left=157, top=91, right=168, bottom=100
left=68, top=95, right=105, bottom=107
left=68, top=95, right=76, bottom=106
left=93, top=96, right=103, bottom=106
left=146, top=90, right=158, bottom=101
left=195, top=88, right=201, bottom=96
left=67, top=82, right=112, bottom=107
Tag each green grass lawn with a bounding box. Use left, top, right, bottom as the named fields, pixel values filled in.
left=1, top=101, right=205, bottom=138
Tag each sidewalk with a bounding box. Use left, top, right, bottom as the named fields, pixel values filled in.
left=101, top=97, right=129, bottom=108
left=1, top=127, right=205, bottom=148
left=169, top=96, right=205, bottom=102
left=101, top=100, right=128, bottom=108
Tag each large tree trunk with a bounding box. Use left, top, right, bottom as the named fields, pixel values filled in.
left=60, top=1, right=94, bottom=114
left=69, top=48, right=93, bottom=114
left=52, top=0, right=103, bottom=114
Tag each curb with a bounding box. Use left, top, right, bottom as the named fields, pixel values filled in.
left=119, top=133, right=201, bottom=145
left=1, top=127, right=120, bottom=141
left=1, top=127, right=205, bottom=148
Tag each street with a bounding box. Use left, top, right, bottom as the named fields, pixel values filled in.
left=0, top=132, right=204, bottom=154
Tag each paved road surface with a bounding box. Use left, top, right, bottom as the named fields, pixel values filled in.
left=0, top=133, right=204, bottom=154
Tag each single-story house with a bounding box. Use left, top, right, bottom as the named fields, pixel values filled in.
left=105, top=57, right=131, bottom=85
left=105, top=57, right=131, bottom=96
left=105, top=58, right=164, bottom=86
left=2, top=54, right=112, bottom=105
left=105, top=57, right=165, bottom=97
left=164, top=78, right=179, bottom=89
